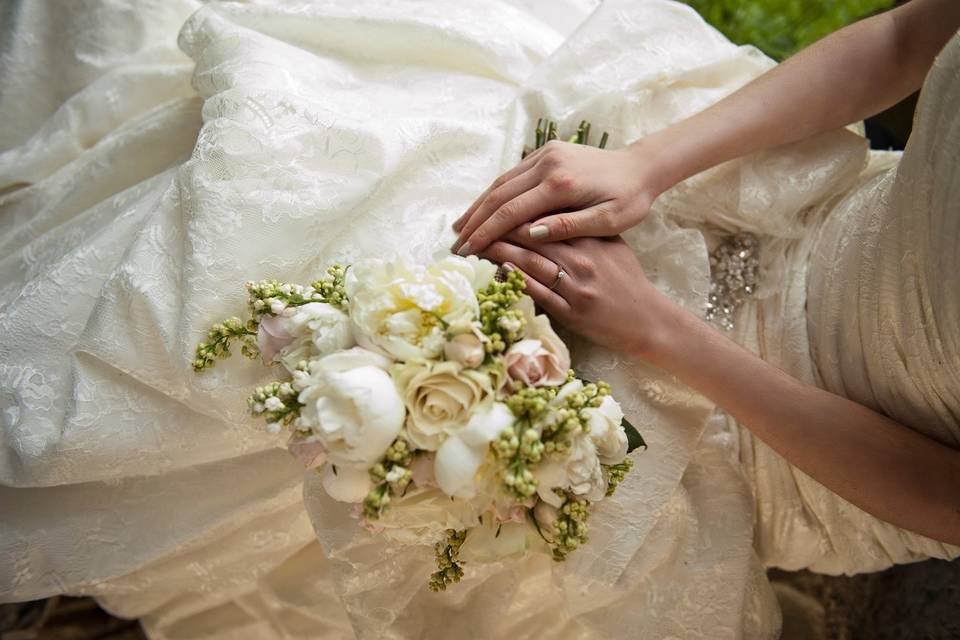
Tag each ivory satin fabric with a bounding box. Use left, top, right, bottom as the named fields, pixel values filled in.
left=0, top=1, right=956, bottom=638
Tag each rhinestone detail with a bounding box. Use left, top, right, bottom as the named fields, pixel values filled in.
left=705, top=232, right=759, bottom=331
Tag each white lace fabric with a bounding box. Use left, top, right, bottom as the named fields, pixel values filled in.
left=0, top=1, right=955, bottom=638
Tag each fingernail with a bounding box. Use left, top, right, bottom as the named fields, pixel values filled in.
left=502, top=262, right=515, bottom=272
left=529, top=225, right=549, bottom=241
left=456, top=241, right=472, bottom=256
left=495, top=263, right=514, bottom=282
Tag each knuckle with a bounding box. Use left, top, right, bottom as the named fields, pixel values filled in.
left=539, top=146, right=563, bottom=169
left=528, top=252, right=552, bottom=275
left=594, top=207, right=619, bottom=234
left=493, top=200, right=520, bottom=223
left=571, top=254, right=596, bottom=277
left=546, top=171, right=576, bottom=193
left=554, top=215, right=579, bottom=238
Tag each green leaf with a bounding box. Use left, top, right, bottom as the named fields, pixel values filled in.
left=622, top=417, right=646, bottom=453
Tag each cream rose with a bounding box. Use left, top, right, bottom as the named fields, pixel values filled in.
left=585, top=395, right=629, bottom=465
left=392, top=360, right=494, bottom=450
left=346, top=256, right=497, bottom=361
left=297, top=347, right=405, bottom=470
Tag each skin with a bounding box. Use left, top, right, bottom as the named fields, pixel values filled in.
left=458, top=0, right=960, bottom=546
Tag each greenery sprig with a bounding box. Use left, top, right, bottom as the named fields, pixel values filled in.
left=362, top=438, right=414, bottom=520
left=429, top=529, right=467, bottom=592
left=192, top=317, right=258, bottom=372
left=494, top=375, right=612, bottom=500
left=192, top=264, right=348, bottom=373
left=248, top=380, right=303, bottom=432
left=476, top=268, right=527, bottom=356
left=550, top=490, right=590, bottom=562
left=603, top=458, right=634, bottom=497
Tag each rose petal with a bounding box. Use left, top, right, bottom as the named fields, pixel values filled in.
left=434, top=435, right=486, bottom=498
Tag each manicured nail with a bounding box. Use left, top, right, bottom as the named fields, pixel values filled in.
left=529, top=225, right=549, bottom=241
left=495, top=262, right=515, bottom=282
left=456, top=241, right=472, bottom=256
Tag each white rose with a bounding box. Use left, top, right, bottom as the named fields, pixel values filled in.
left=534, top=430, right=607, bottom=507
left=257, top=302, right=354, bottom=371
left=392, top=360, right=494, bottom=450
left=346, top=256, right=496, bottom=361
left=434, top=402, right=514, bottom=498
left=297, top=347, right=405, bottom=469
left=585, top=396, right=629, bottom=465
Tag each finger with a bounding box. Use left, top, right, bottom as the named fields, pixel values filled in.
left=500, top=224, right=574, bottom=265
left=526, top=203, right=620, bottom=242
left=451, top=145, right=547, bottom=233
left=458, top=182, right=562, bottom=255
left=478, top=242, right=570, bottom=316
left=452, top=166, right=540, bottom=253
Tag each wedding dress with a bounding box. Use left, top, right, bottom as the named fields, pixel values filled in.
left=1, top=1, right=957, bottom=638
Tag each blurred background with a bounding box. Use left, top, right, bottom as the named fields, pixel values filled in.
left=0, top=1, right=953, bottom=639
left=681, top=0, right=918, bottom=150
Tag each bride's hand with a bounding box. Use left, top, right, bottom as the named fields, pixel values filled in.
left=478, top=225, right=676, bottom=358
left=451, top=140, right=660, bottom=256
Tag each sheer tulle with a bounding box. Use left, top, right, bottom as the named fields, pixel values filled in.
left=1, top=1, right=956, bottom=638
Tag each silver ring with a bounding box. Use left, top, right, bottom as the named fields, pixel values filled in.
left=549, top=266, right=567, bottom=290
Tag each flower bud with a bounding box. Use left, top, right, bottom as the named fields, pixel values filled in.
left=444, top=333, right=485, bottom=368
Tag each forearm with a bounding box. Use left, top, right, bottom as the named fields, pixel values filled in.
left=631, top=0, right=960, bottom=197
left=641, top=296, right=960, bottom=545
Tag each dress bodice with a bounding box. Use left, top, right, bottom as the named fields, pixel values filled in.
left=738, top=30, right=960, bottom=575
left=807, top=31, right=960, bottom=449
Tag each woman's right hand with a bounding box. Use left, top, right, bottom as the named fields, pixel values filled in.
left=451, top=139, right=665, bottom=256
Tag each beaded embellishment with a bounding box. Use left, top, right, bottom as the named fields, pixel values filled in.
left=705, top=232, right=759, bottom=331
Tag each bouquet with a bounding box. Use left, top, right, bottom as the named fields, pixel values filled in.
left=193, top=121, right=643, bottom=592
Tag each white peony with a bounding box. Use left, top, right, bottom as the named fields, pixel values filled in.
left=257, top=302, right=354, bottom=372
left=346, top=256, right=497, bottom=361
left=297, top=347, right=405, bottom=470
left=585, top=395, right=629, bottom=465
left=392, top=360, right=495, bottom=450
left=433, top=402, right=514, bottom=498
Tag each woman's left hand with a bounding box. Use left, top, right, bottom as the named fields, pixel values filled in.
left=478, top=226, right=678, bottom=359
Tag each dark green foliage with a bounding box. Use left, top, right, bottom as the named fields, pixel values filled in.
left=681, top=0, right=895, bottom=60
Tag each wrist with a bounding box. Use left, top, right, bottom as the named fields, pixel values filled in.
left=628, top=291, right=700, bottom=367
left=623, top=130, right=686, bottom=200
